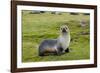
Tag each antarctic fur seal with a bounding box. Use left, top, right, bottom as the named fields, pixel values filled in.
left=38, top=25, right=70, bottom=56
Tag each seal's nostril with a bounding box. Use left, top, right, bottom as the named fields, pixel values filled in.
left=62, top=28, right=66, bottom=32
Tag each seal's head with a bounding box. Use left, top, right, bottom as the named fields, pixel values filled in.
left=60, top=25, right=69, bottom=34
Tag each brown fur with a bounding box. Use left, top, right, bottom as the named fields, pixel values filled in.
left=44, top=48, right=56, bottom=53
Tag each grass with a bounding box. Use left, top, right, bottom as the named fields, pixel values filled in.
left=22, top=11, right=90, bottom=62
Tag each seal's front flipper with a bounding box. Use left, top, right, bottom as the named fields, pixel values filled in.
left=65, top=48, right=69, bottom=53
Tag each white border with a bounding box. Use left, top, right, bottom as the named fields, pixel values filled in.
left=17, top=5, right=94, bottom=68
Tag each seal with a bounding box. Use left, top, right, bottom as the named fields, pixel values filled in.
left=38, top=25, right=70, bottom=56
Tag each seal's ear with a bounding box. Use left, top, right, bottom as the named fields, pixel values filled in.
left=60, top=27, right=62, bottom=30
left=60, top=26, right=63, bottom=30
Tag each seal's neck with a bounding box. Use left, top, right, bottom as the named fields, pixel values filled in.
left=61, top=32, right=70, bottom=37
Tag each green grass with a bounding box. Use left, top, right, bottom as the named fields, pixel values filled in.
left=22, top=11, right=90, bottom=62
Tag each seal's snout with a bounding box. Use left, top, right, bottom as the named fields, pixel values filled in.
left=62, top=28, right=67, bottom=32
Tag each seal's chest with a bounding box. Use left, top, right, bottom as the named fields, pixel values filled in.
left=60, top=37, right=68, bottom=44
left=59, top=36, right=70, bottom=49
left=61, top=38, right=67, bottom=45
